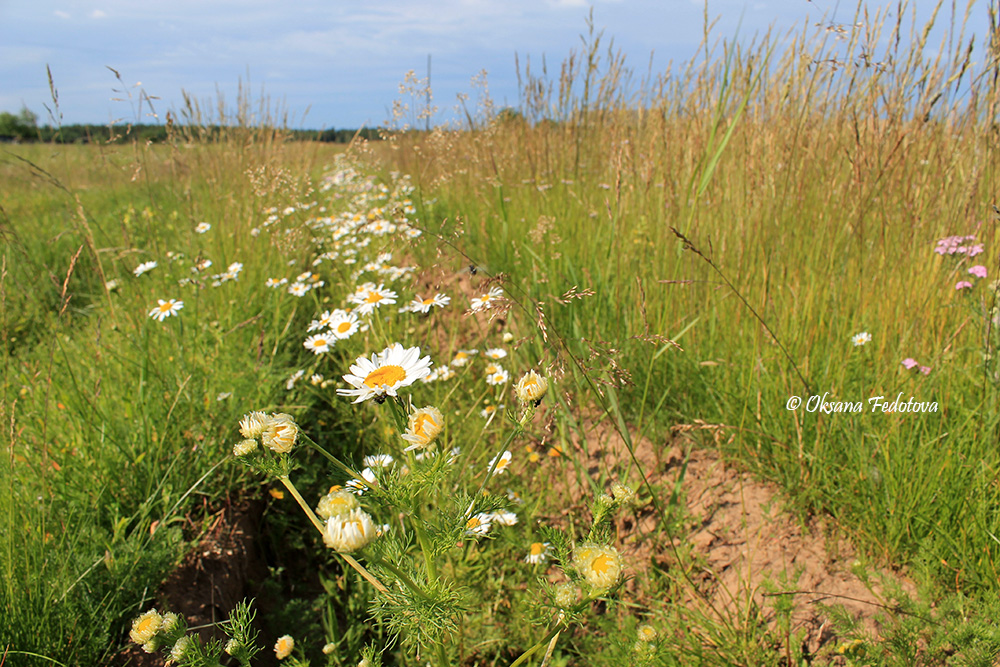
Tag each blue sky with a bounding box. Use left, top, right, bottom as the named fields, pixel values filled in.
left=0, top=1, right=992, bottom=129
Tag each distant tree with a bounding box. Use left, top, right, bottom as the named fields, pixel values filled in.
left=0, top=106, right=38, bottom=141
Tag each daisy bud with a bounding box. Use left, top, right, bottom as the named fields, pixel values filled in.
left=262, top=413, right=298, bottom=453
left=610, top=482, right=635, bottom=503
left=514, top=370, right=549, bottom=405
left=238, top=411, right=269, bottom=440
left=553, top=582, right=579, bottom=608
left=316, top=488, right=360, bottom=520
left=573, top=543, right=623, bottom=591
left=274, top=635, right=295, bottom=660
left=129, top=609, right=163, bottom=645
left=233, top=439, right=258, bottom=457
left=401, top=406, right=444, bottom=451
left=324, top=508, right=377, bottom=552
left=169, top=636, right=193, bottom=662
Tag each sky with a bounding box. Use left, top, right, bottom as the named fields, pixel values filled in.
left=0, top=0, right=994, bottom=130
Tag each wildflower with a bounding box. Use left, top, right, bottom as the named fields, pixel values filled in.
left=195, top=222, right=211, bottom=233
left=402, top=406, right=444, bottom=451
left=148, top=299, right=184, bottom=322
left=316, top=488, right=359, bottom=520
left=345, top=467, right=378, bottom=494
left=470, top=286, right=504, bottom=312
left=328, top=310, right=360, bottom=340
left=486, top=369, right=509, bottom=386
left=308, top=310, right=337, bottom=332
left=553, top=582, right=579, bottom=608
left=610, top=481, right=635, bottom=503
left=515, top=370, right=549, bottom=405
left=956, top=280, right=973, bottom=290
left=224, top=638, right=240, bottom=655
left=233, top=439, right=258, bottom=457
left=901, top=358, right=919, bottom=370
left=851, top=331, right=871, bottom=346
left=573, top=543, right=623, bottom=590
left=274, top=635, right=294, bottom=660
left=348, top=283, right=398, bottom=316
left=919, top=365, right=932, bottom=375
left=636, top=624, right=658, bottom=642
left=286, top=369, right=305, bottom=390
left=130, top=609, right=163, bottom=645
left=239, top=411, right=270, bottom=439
left=490, top=510, right=519, bottom=526
left=525, top=541, right=551, bottom=564
left=193, top=259, right=212, bottom=273
left=480, top=404, right=502, bottom=419
left=484, top=348, right=507, bottom=360
left=170, top=636, right=193, bottom=662
left=266, top=277, right=288, bottom=288
left=502, top=331, right=514, bottom=343
left=488, top=450, right=512, bottom=475
left=303, top=333, right=333, bottom=355
left=465, top=512, right=493, bottom=536
left=324, top=508, right=377, bottom=552
left=338, top=343, right=432, bottom=403
left=134, top=261, right=158, bottom=277
left=970, top=265, right=988, bottom=278
left=105, top=278, right=120, bottom=291
left=450, top=349, right=478, bottom=367
left=322, top=643, right=337, bottom=654
left=261, top=413, right=298, bottom=453
left=410, top=293, right=451, bottom=313
left=363, top=453, right=394, bottom=468
left=288, top=282, right=308, bottom=297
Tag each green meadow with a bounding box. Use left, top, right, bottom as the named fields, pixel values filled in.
left=4, top=3, right=1000, bottom=665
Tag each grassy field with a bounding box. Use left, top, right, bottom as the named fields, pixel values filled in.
left=4, top=2, right=1000, bottom=665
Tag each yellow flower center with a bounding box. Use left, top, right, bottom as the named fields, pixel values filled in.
left=530, top=542, right=545, bottom=556
left=313, top=338, right=327, bottom=347
left=466, top=517, right=481, bottom=529
left=330, top=496, right=349, bottom=508
left=336, top=321, right=352, bottom=333
left=365, top=292, right=384, bottom=304
left=591, top=554, right=612, bottom=574
left=413, top=413, right=437, bottom=436
left=349, top=518, right=367, bottom=535
left=364, top=365, right=406, bottom=388
left=136, top=616, right=156, bottom=634
left=423, top=297, right=435, bottom=305
left=158, top=303, right=172, bottom=313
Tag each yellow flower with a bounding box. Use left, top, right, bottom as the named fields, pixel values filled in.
left=402, top=406, right=444, bottom=451
left=573, top=543, right=623, bottom=590
left=515, top=370, right=549, bottom=405
left=274, top=635, right=294, bottom=660
left=129, top=609, right=163, bottom=645
left=316, top=488, right=359, bottom=520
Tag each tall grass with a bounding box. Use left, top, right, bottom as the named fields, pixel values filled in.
left=376, top=0, right=1000, bottom=592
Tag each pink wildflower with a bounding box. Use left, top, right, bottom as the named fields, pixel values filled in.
left=956, top=281, right=973, bottom=290
left=901, top=358, right=918, bottom=370
left=969, top=265, right=988, bottom=278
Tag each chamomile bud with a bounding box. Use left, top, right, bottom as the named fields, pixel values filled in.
left=130, top=609, right=163, bottom=645
left=514, top=370, right=549, bottom=405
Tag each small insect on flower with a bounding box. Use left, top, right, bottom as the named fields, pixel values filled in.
left=525, top=541, right=551, bottom=564
left=274, top=635, right=295, bottom=660
left=324, top=508, right=377, bottom=552
left=338, top=343, right=432, bottom=403
left=149, top=299, right=184, bottom=322
left=195, top=222, right=211, bottom=234
left=488, top=450, right=512, bottom=476
left=851, top=331, right=872, bottom=346
left=303, top=333, right=333, bottom=355
left=402, top=406, right=444, bottom=451
left=133, top=260, right=158, bottom=277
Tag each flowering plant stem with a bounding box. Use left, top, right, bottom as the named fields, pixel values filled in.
left=509, top=623, right=563, bottom=667
left=300, top=433, right=377, bottom=492
left=277, top=475, right=388, bottom=593
left=463, top=409, right=530, bottom=518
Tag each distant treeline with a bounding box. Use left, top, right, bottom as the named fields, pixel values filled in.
left=0, top=109, right=382, bottom=144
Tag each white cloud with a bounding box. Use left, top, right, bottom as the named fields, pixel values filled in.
left=54, top=10, right=70, bottom=19
left=91, top=9, right=107, bottom=19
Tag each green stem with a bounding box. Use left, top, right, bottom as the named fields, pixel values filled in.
left=278, top=476, right=388, bottom=593
left=369, top=556, right=432, bottom=601
left=510, top=624, right=563, bottom=667
left=300, top=433, right=377, bottom=492
left=464, top=417, right=526, bottom=518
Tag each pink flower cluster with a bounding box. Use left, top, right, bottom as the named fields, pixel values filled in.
left=901, top=358, right=931, bottom=375
left=934, top=235, right=984, bottom=257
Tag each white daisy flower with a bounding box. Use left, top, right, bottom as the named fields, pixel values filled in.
left=409, top=293, right=451, bottom=313
left=345, top=467, right=378, bottom=494
left=266, top=277, right=288, bottom=288
left=348, top=283, right=398, bottom=316
left=524, top=541, right=551, bottom=564
left=324, top=508, right=377, bottom=552
left=286, top=369, right=305, bottom=390
left=486, top=369, right=509, bottom=386
left=489, top=510, right=518, bottom=526
left=402, top=406, right=444, bottom=451
left=852, top=331, right=872, bottom=346
left=450, top=349, right=478, bottom=367
left=133, top=261, right=158, bottom=277
left=148, top=299, right=184, bottom=322
left=337, top=344, right=432, bottom=403
left=288, top=282, right=308, bottom=297
left=328, top=310, right=360, bottom=340
left=488, top=450, right=512, bottom=475
left=484, top=348, right=507, bottom=360
left=304, top=334, right=333, bottom=354
left=470, top=286, right=503, bottom=312
left=363, top=453, right=394, bottom=468
left=195, top=222, right=211, bottom=234
left=464, top=512, right=493, bottom=537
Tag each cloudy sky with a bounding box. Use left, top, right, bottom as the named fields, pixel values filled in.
left=0, top=1, right=992, bottom=130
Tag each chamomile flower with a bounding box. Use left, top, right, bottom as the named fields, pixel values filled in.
left=450, top=349, right=478, bottom=367
left=133, top=260, right=158, bottom=277
left=303, top=333, right=333, bottom=355
left=488, top=450, right=512, bottom=475
left=338, top=343, right=432, bottom=403
left=195, top=222, right=211, bottom=234
left=409, top=293, right=451, bottom=314
left=274, top=635, right=294, bottom=660
left=402, top=406, right=444, bottom=451
left=324, top=508, right=377, bottom=552
left=470, top=286, right=504, bottom=312
left=288, top=282, right=309, bottom=297
left=852, top=331, right=872, bottom=346
left=573, top=543, right=623, bottom=590
left=316, top=488, right=359, bottom=520
left=262, top=413, right=298, bottom=454
left=148, top=299, right=184, bottom=322
left=266, top=277, right=288, bottom=288
left=480, top=404, right=503, bottom=419
left=490, top=510, right=518, bottom=526
left=349, top=283, right=398, bottom=316
left=233, top=439, right=257, bottom=456
left=515, top=370, right=550, bottom=405
left=286, top=369, right=305, bottom=390
left=328, top=310, right=360, bottom=340
left=525, top=541, right=551, bottom=564
left=486, top=369, right=510, bottom=386
left=484, top=348, right=507, bottom=360
left=105, top=278, right=121, bottom=291
left=130, top=609, right=163, bottom=645
left=239, top=411, right=269, bottom=439
left=345, top=467, right=378, bottom=494
left=308, top=310, right=337, bottom=332
left=465, top=512, right=493, bottom=536
left=363, top=453, right=394, bottom=468
left=170, top=636, right=193, bottom=662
